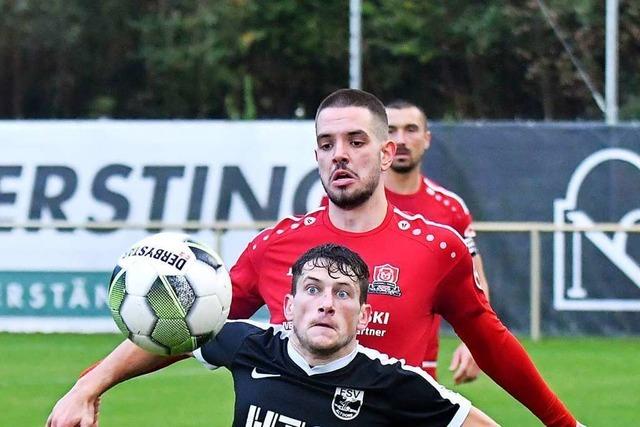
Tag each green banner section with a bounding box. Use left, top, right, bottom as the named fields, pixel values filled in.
left=0, top=272, right=111, bottom=317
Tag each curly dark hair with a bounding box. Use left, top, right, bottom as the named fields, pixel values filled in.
left=290, top=243, right=370, bottom=304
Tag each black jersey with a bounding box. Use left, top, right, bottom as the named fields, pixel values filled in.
left=193, top=321, right=471, bottom=427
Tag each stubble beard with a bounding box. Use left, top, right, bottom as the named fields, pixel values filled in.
left=322, top=173, right=379, bottom=210
left=293, top=325, right=354, bottom=358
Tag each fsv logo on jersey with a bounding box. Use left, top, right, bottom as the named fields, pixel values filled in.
left=332, top=387, right=364, bottom=420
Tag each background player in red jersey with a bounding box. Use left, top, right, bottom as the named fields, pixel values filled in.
left=47, top=88, right=582, bottom=427
left=384, top=100, right=490, bottom=384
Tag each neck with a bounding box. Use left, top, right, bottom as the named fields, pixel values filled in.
left=290, top=336, right=357, bottom=367
left=327, top=185, right=388, bottom=232
left=384, top=168, right=423, bottom=195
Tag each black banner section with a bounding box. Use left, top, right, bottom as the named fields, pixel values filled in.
left=425, top=123, right=640, bottom=335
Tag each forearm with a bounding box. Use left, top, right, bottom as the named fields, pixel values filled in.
left=439, top=254, right=577, bottom=426
left=462, top=407, right=500, bottom=426
left=456, top=320, right=575, bottom=426
left=78, top=339, right=187, bottom=397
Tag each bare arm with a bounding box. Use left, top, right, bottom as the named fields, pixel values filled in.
left=462, top=407, right=500, bottom=427
left=46, top=339, right=187, bottom=427
left=450, top=254, right=489, bottom=384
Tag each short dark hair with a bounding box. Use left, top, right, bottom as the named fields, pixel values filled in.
left=291, top=244, right=370, bottom=305
left=385, top=99, right=429, bottom=130
left=315, top=89, right=388, bottom=141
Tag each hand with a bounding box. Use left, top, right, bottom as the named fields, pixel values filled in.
left=449, top=342, right=481, bottom=385
left=46, top=386, right=101, bottom=427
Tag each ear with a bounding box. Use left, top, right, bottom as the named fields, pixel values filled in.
left=356, top=303, right=372, bottom=332
left=314, top=148, right=318, bottom=162
left=424, top=130, right=431, bottom=151
left=284, top=293, right=295, bottom=322
left=380, top=140, right=396, bottom=171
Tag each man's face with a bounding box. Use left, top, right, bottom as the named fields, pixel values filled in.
left=387, top=107, right=430, bottom=174
left=285, top=261, right=370, bottom=358
left=315, top=106, right=394, bottom=209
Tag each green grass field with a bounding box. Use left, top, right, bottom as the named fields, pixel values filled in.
left=2, top=333, right=638, bottom=426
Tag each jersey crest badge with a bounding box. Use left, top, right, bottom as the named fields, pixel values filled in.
left=332, top=387, right=364, bottom=420
left=369, top=264, right=402, bottom=297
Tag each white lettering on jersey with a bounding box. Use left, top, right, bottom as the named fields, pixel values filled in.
left=246, top=405, right=307, bottom=427
left=370, top=311, right=390, bottom=325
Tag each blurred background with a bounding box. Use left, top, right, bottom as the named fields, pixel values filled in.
left=2, top=0, right=639, bottom=120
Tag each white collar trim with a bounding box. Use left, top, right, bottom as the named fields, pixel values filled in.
left=286, top=340, right=358, bottom=376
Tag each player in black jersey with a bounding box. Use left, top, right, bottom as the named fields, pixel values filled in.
left=47, top=244, right=497, bottom=427
left=198, top=244, right=497, bottom=426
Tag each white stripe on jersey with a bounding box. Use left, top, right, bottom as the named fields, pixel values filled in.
left=357, top=345, right=472, bottom=427
left=263, top=207, right=326, bottom=233
left=192, top=348, right=218, bottom=370
left=422, top=360, right=438, bottom=368
left=423, top=177, right=471, bottom=215
left=394, top=207, right=467, bottom=245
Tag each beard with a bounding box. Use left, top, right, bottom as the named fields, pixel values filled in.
left=390, top=158, right=420, bottom=174
left=321, top=170, right=379, bottom=210
left=391, top=144, right=420, bottom=174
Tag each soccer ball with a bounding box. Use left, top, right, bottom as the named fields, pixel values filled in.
left=107, top=232, right=232, bottom=355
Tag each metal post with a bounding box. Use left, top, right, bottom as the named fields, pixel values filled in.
left=349, top=0, right=362, bottom=89
left=214, top=229, right=224, bottom=257
left=530, top=230, right=542, bottom=341
left=605, top=0, right=619, bottom=124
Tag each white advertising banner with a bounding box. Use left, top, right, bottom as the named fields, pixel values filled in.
left=0, top=120, right=322, bottom=331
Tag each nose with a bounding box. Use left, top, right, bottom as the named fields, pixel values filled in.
left=332, top=139, right=349, bottom=164
left=392, top=129, right=406, bottom=145
left=318, top=291, right=335, bottom=314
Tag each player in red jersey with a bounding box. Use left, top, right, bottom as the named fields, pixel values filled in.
left=384, top=99, right=489, bottom=384
left=47, top=89, right=582, bottom=427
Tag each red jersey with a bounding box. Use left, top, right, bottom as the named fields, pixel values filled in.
left=385, top=176, right=477, bottom=374
left=229, top=204, right=576, bottom=427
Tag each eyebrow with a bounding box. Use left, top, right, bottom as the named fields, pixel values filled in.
left=301, top=275, right=357, bottom=288
left=317, top=130, right=370, bottom=140
left=389, top=122, right=419, bottom=129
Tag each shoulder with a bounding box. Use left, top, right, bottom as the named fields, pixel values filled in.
left=354, top=345, right=471, bottom=412
left=247, top=207, right=326, bottom=253
left=353, top=345, right=445, bottom=389
left=193, top=320, right=276, bottom=369
left=422, top=177, right=471, bottom=216
left=391, top=207, right=468, bottom=257
left=216, top=319, right=273, bottom=343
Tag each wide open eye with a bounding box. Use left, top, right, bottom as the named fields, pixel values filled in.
left=336, top=289, right=350, bottom=299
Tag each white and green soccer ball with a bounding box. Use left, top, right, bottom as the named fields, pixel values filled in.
left=108, top=232, right=232, bottom=355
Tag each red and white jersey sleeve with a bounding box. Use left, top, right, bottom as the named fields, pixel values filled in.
left=433, top=241, right=576, bottom=427
left=228, top=229, right=269, bottom=319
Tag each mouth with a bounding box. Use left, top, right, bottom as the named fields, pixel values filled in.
left=311, top=321, right=336, bottom=331
left=394, top=147, right=411, bottom=159
left=331, top=168, right=357, bottom=187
